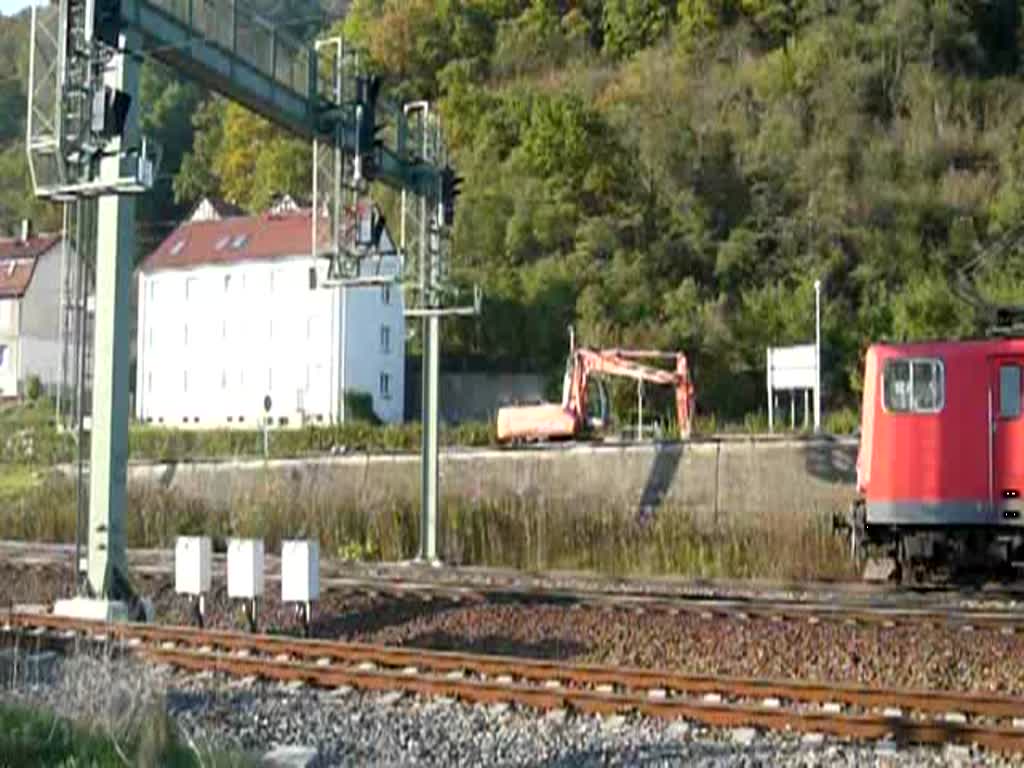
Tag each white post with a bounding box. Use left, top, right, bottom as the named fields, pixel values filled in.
left=340, top=286, right=347, bottom=423
left=766, top=347, right=774, bottom=432
left=637, top=380, right=643, bottom=441
left=814, top=279, right=822, bottom=432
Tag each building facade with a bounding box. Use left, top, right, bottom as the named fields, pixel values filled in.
left=135, top=207, right=405, bottom=427
left=0, top=230, right=65, bottom=398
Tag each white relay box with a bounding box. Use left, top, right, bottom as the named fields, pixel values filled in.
left=281, top=540, right=320, bottom=603
left=227, top=538, right=265, bottom=599
left=174, top=536, right=211, bottom=596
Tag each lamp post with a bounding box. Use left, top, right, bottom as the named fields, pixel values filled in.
left=814, top=279, right=822, bottom=432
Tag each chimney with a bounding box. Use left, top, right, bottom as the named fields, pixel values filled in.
left=20, top=219, right=31, bottom=242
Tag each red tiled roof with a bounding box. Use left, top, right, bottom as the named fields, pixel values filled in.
left=0, top=235, right=59, bottom=299
left=141, top=210, right=318, bottom=273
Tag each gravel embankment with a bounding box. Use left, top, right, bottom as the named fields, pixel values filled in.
left=2, top=653, right=1010, bottom=767
left=5, top=562, right=1024, bottom=696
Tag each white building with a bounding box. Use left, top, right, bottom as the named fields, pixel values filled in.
left=134, top=205, right=405, bottom=427
left=0, top=228, right=66, bottom=398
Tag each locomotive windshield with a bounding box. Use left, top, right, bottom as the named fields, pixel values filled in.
left=882, top=358, right=944, bottom=413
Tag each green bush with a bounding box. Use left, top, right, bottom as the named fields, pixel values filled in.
left=824, top=407, right=861, bottom=435
left=119, top=420, right=496, bottom=463
left=24, top=375, right=42, bottom=402
left=344, top=390, right=382, bottom=424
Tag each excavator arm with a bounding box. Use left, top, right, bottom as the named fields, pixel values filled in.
left=496, top=346, right=695, bottom=443
left=568, top=349, right=694, bottom=438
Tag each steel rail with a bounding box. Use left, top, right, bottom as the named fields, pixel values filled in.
left=5, top=538, right=1022, bottom=603
left=16, top=630, right=1018, bottom=754
left=5, top=544, right=1024, bottom=630
left=8, top=613, right=1024, bottom=723
left=6, top=540, right=1024, bottom=635
left=134, top=646, right=1024, bottom=753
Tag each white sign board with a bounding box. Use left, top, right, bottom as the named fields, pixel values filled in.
left=767, top=344, right=817, bottom=390
left=767, top=343, right=820, bottom=432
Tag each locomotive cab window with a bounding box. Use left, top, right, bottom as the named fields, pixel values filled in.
left=883, top=358, right=944, bottom=413
left=1000, top=364, right=1022, bottom=419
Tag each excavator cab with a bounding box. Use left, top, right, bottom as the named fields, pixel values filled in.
left=559, top=353, right=608, bottom=431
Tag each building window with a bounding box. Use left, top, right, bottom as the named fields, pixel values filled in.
left=380, top=325, right=391, bottom=354
left=379, top=372, right=391, bottom=399
left=268, top=319, right=273, bottom=340
left=222, top=319, right=228, bottom=340
left=183, top=370, right=188, bottom=394
left=882, top=358, right=944, bottom=414
left=183, top=324, right=189, bottom=346
left=382, top=284, right=391, bottom=305
left=0, top=344, right=6, bottom=369
left=1000, top=364, right=1021, bottom=419
left=147, top=372, right=152, bottom=393
left=221, top=369, right=228, bottom=389
left=230, top=234, right=249, bottom=249
left=215, top=235, right=230, bottom=251
left=224, top=274, right=232, bottom=293
left=147, top=327, right=153, bottom=350
left=185, top=277, right=197, bottom=301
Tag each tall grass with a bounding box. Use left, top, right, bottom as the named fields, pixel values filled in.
left=1, top=652, right=254, bottom=767
left=0, top=473, right=854, bottom=581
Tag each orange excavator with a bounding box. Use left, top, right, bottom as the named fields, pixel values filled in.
left=496, top=346, right=695, bottom=443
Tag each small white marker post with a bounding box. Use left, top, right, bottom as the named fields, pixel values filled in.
left=282, top=540, right=320, bottom=637
left=174, top=536, right=211, bottom=628
left=228, top=539, right=264, bottom=633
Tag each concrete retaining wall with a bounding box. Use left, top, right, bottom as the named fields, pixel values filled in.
left=126, top=436, right=859, bottom=526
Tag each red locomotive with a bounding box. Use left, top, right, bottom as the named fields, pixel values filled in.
left=848, top=338, right=1024, bottom=580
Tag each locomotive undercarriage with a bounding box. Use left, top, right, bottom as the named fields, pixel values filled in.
left=840, top=499, right=1024, bottom=584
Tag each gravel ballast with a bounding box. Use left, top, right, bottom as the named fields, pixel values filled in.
left=2, top=653, right=1015, bottom=767
left=6, top=561, right=1024, bottom=696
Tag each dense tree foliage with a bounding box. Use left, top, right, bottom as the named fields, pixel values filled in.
left=336, top=0, right=1024, bottom=417
left=5, top=2, right=1024, bottom=419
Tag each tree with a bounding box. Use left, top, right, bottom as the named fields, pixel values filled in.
left=603, top=0, right=675, bottom=58
left=174, top=100, right=310, bottom=213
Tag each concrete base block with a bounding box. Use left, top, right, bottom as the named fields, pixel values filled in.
left=53, top=597, right=132, bottom=623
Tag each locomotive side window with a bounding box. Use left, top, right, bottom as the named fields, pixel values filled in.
left=1000, top=365, right=1021, bottom=419
left=882, top=358, right=944, bottom=413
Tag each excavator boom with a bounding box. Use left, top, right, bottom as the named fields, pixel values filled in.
left=496, top=347, right=695, bottom=443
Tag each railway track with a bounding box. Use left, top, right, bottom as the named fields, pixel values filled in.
left=5, top=611, right=1024, bottom=754
left=4, top=540, right=1024, bottom=632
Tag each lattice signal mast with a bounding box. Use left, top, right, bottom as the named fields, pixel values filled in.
left=26, top=2, right=477, bottom=619
left=312, top=42, right=481, bottom=563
